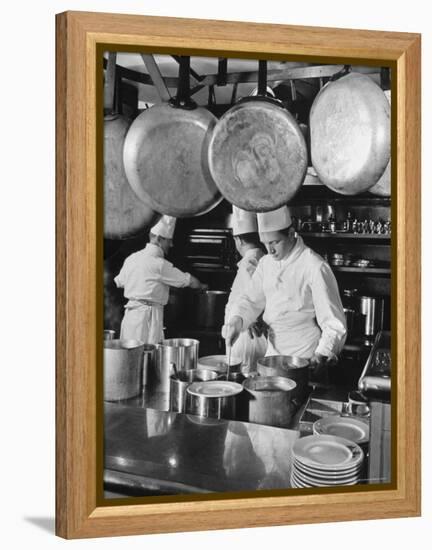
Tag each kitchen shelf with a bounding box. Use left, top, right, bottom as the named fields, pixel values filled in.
left=300, top=232, right=390, bottom=241
left=331, top=266, right=391, bottom=275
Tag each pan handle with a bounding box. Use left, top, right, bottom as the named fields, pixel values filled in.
left=170, top=56, right=197, bottom=110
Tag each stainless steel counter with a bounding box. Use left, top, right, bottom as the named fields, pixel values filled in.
left=104, top=403, right=299, bottom=496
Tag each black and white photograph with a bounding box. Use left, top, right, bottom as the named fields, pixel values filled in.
left=102, top=51, right=392, bottom=499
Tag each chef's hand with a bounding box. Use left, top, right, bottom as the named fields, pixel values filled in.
left=310, top=353, right=338, bottom=377
left=248, top=321, right=264, bottom=339
left=189, top=275, right=208, bottom=290
left=222, top=316, right=243, bottom=347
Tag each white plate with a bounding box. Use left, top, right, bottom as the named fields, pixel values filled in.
left=313, top=415, right=370, bottom=444
left=292, top=435, right=364, bottom=471
left=293, top=458, right=361, bottom=478
left=186, top=380, right=243, bottom=397
left=292, top=470, right=359, bottom=487
left=293, top=466, right=360, bottom=486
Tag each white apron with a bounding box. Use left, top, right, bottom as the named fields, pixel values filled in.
left=120, top=300, right=164, bottom=344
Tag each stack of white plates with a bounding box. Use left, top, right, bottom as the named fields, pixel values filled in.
left=291, top=434, right=364, bottom=488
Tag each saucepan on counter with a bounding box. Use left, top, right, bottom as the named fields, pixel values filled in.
left=257, top=355, right=310, bottom=408
left=197, top=355, right=245, bottom=383
left=169, top=368, right=218, bottom=413
left=186, top=380, right=244, bottom=420
left=242, top=376, right=297, bottom=429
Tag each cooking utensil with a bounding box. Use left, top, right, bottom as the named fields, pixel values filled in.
left=208, top=60, right=308, bottom=212
left=103, top=52, right=160, bottom=239
left=169, top=368, right=218, bottom=413
left=190, top=290, right=229, bottom=329
left=123, top=56, right=222, bottom=217
left=257, top=355, right=310, bottom=407
left=310, top=72, right=390, bottom=195
left=185, top=380, right=243, bottom=420
left=104, top=329, right=116, bottom=340
left=152, top=338, right=200, bottom=392
left=242, top=376, right=297, bottom=428
left=104, top=339, right=145, bottom=401
left=369, top=90, right=391, bottom=197
left=357, top=296, right=385, bottom=337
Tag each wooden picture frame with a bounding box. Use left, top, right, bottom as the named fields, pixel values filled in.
left=55, top=11, right=421, bottom=539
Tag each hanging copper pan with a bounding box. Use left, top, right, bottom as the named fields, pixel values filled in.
left=310, top=71, right=390, bottom=195
left=123, top=56, right=222, bottom=218
left=207, top=61, right=308, bottom=212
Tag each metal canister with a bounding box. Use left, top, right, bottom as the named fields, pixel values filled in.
left=357, top=296, right=385, bottom=337
left=242, top=376, right=297, bottom=428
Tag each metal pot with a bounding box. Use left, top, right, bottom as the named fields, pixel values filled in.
left=123, top=56, right=222, bottom=217
left=169, top=369, right=218, bottom=413
left=257, top=355, right=310, bottom=407
left=357, top=296, right=385, bottom=337
left=310, top=72, right=390, bottom=194
left=152, top=338, right=200, bottom=392
left=190, top=290, right=228, bottom=329
left=185, top=381, right=243, bottom=420
left=142, top=344, right=156, bottom=389
left=104, top=339, right=145, bottom=401
left=208, top=61, right=307, bottom=212
left=242, top=376, right=297, bottom=428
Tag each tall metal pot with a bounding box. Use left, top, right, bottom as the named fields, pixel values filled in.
left=151, top=338, right=200, bottom=392
left=104, top=339, right=145, bottom=401
left=242, top=376, right=297, bottom=428
left=257, top=355, right=310, bottom=408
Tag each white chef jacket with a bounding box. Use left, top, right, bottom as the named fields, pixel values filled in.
left=114, top=243, right=191, bottom=343
left=224, top=248, right=267, bottom=369
left=228, top=237, right=347, bottom=359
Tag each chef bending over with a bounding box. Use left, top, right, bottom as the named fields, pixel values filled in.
left=224, top=206, right=267, bottom=372
left=222, top=206, right=347, bottom=369
left=115, top=215, right=206, bottom=344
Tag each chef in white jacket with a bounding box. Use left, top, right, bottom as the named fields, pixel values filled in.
left=222, top=206, right=347, bottom=368
left=224, top=207, right=267, bottom=372
left=115, top=215, right=206, bottom=343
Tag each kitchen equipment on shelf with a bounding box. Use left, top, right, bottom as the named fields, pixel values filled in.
left=169, top=368, right=218, bottom=413
left=310, top=72, right=390, bottom=195
left=291, top=434, right=364, bottom=488
left=257, top=355, right=310, bottom=408
left=104, top=329, right=116, bottom=340
left=123, top=56, right=222, bottom=217
left=152, top=338, right=200, bottom=392
left=208, top=60, right=308, bottom=212
left=103, top=52, right=160, bottom=239
left=190, top=289, right=229, bottom=329
left=357, top=296, right=385, bottom=337
left=242, top=376, right=297, bottom=428
left=104, top=339, right=145, bottom=401
left=185, top=380, right=243, bottom=420
left=313, top=415, right=370, bottom=445
left=183, top=228, right=237, bottom=271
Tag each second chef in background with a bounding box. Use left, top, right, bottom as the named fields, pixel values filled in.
left=223, top=206, right=347, bottom=367
left=115, top=215, right=207, bottom=344
left=224, top=207, right=267, bottom=372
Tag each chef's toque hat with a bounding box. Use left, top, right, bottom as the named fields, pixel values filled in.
left=257, top=206, right=292, bottom=233
left=151, top=215, right=177, bottom=239
left=231, top=206, right=258, bottom=236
